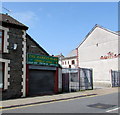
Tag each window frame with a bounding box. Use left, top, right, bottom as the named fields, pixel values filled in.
left=71, top=60, right=75, bottom=65
left=0, top=30, right=4, bottom=53
left=0, top=62, right=5, bottom=90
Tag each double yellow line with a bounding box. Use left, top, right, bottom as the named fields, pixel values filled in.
left=0, top=94, right=97, bottom=111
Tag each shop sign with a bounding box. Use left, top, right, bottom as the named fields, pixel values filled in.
left=27, top=54, right=59, bottom=67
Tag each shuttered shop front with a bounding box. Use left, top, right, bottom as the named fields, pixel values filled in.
left=27, top=54, right=59, bottom=96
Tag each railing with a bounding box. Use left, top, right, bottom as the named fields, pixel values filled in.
left=111, top=70, right=120, bottom=87
left=62, top=68, right=93, bottom=92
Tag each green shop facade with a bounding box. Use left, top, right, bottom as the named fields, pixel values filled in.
left=26, top=53, right=61, bottom=97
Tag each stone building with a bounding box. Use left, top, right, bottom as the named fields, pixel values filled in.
left=0, top=13, right=28, bottom=100
left=0, top=13, right=61, bottom=100
left=26, top=34, right=61, bottom=97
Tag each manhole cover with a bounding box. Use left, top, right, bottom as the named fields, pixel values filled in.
left=87, top=103, right=116, bottom=109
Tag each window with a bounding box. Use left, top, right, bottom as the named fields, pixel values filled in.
left=0, top=62, right=4, bottom=89
left=69, top=65, right=71, bottom=68
left=68, top=61, right=69, bottom=64
left=0, top=30, right=4, bottom=52
left=72, top=60, right=75, bottom=65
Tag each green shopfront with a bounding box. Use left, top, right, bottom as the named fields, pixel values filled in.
left=26, top=54, right=59, bottom=96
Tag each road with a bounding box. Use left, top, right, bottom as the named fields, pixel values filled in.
left=2, top=92, right=120, bottom=113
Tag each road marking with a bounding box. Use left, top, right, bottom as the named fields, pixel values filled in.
left=1, top=92, right=118, bottom=112
left=1, top=94, right=98, bottom=111
left=106, top=107, right=120, bottom=113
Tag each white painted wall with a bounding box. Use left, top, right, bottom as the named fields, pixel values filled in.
left=61, top=57, right=77, bottom=68
left=78, top=26, right=119, bottom=87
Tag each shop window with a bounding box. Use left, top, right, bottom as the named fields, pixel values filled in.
left=72, top=60, right=75, bottom=65
left=69, top=65, right=71, bottom=68
left=0, top=62, right=4, bottom=89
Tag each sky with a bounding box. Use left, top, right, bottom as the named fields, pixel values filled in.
left=1, top=2, right=118, bottom=56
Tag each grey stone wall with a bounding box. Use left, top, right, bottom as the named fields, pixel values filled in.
left=2, top=27, right=24, bottom=100
left=2, top=28, right=50, bottom=100
left=26, top=34, right=49, bottom=56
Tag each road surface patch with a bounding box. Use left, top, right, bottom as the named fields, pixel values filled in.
left=87, top=103, right=117, bottom=109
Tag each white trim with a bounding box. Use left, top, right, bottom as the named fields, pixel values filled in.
left=0, top=26, right=9, bottom=53
left=4, top=63, right=10, bottom=89
left=0, top=58, right=10, bottom=63
left=21, top=30, right=26, bottom=97
left=0, top=58, right=10, bottom=89
left=106, top=107, right=120, bottom=113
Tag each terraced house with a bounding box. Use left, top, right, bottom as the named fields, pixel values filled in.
left=0, top=13, right=61, bottom=100
left=0, top=13, right=28, bottom=100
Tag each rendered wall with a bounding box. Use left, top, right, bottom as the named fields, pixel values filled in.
left=78, top=27, right=118, bottom=87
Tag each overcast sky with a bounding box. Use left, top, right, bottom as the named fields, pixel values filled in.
left=1, top=2, right=118, bottom=56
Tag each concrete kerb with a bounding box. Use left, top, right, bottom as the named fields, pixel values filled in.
left=0, top=87, right=119, bottom=109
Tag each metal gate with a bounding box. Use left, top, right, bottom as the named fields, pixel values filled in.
left=111, top=70, right=120, bottom=87
left=62, top=68, right=93, bottom=92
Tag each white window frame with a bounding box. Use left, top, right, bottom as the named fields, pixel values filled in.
left=0, top=26, right=9, bottom=53
left=0, top=58, right=10, bottom=90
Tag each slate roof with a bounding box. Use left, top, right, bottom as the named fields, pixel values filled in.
left=0, top=13, right=28, bottom=30
left=26, top=34, right=49, bottom=56
left=66, top=49, right=77, bottom=57
left=62, top=49, right=77, bottom=60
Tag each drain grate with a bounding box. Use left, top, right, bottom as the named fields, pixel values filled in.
left=87, top=103, right=116, bottom=109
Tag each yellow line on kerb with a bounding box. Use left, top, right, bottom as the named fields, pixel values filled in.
left=2, top=91, right=118, bottom=111
left=0, top=94, right=97, bottom=111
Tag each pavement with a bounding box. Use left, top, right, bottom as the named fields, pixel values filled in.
left=0, top=87, right=119, bottom=109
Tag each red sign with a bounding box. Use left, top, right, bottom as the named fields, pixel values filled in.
left=100, top=52, right=120, bottom=59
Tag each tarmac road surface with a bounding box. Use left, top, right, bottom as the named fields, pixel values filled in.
left=2, top=92, right=119, bottom=113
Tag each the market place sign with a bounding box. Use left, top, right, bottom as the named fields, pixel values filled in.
left=27, top=54, right=59, bottom=67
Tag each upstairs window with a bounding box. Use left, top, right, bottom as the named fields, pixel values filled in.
left=72, top=60, right=75, bottom=65
left=65, top=61, right=66, bottom=65
left=0, top=30, right=3, bottom=53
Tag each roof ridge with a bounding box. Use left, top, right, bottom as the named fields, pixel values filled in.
left=0, top=13, right=28, bottom=30
left=77, top=24, right=118, bottom=48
